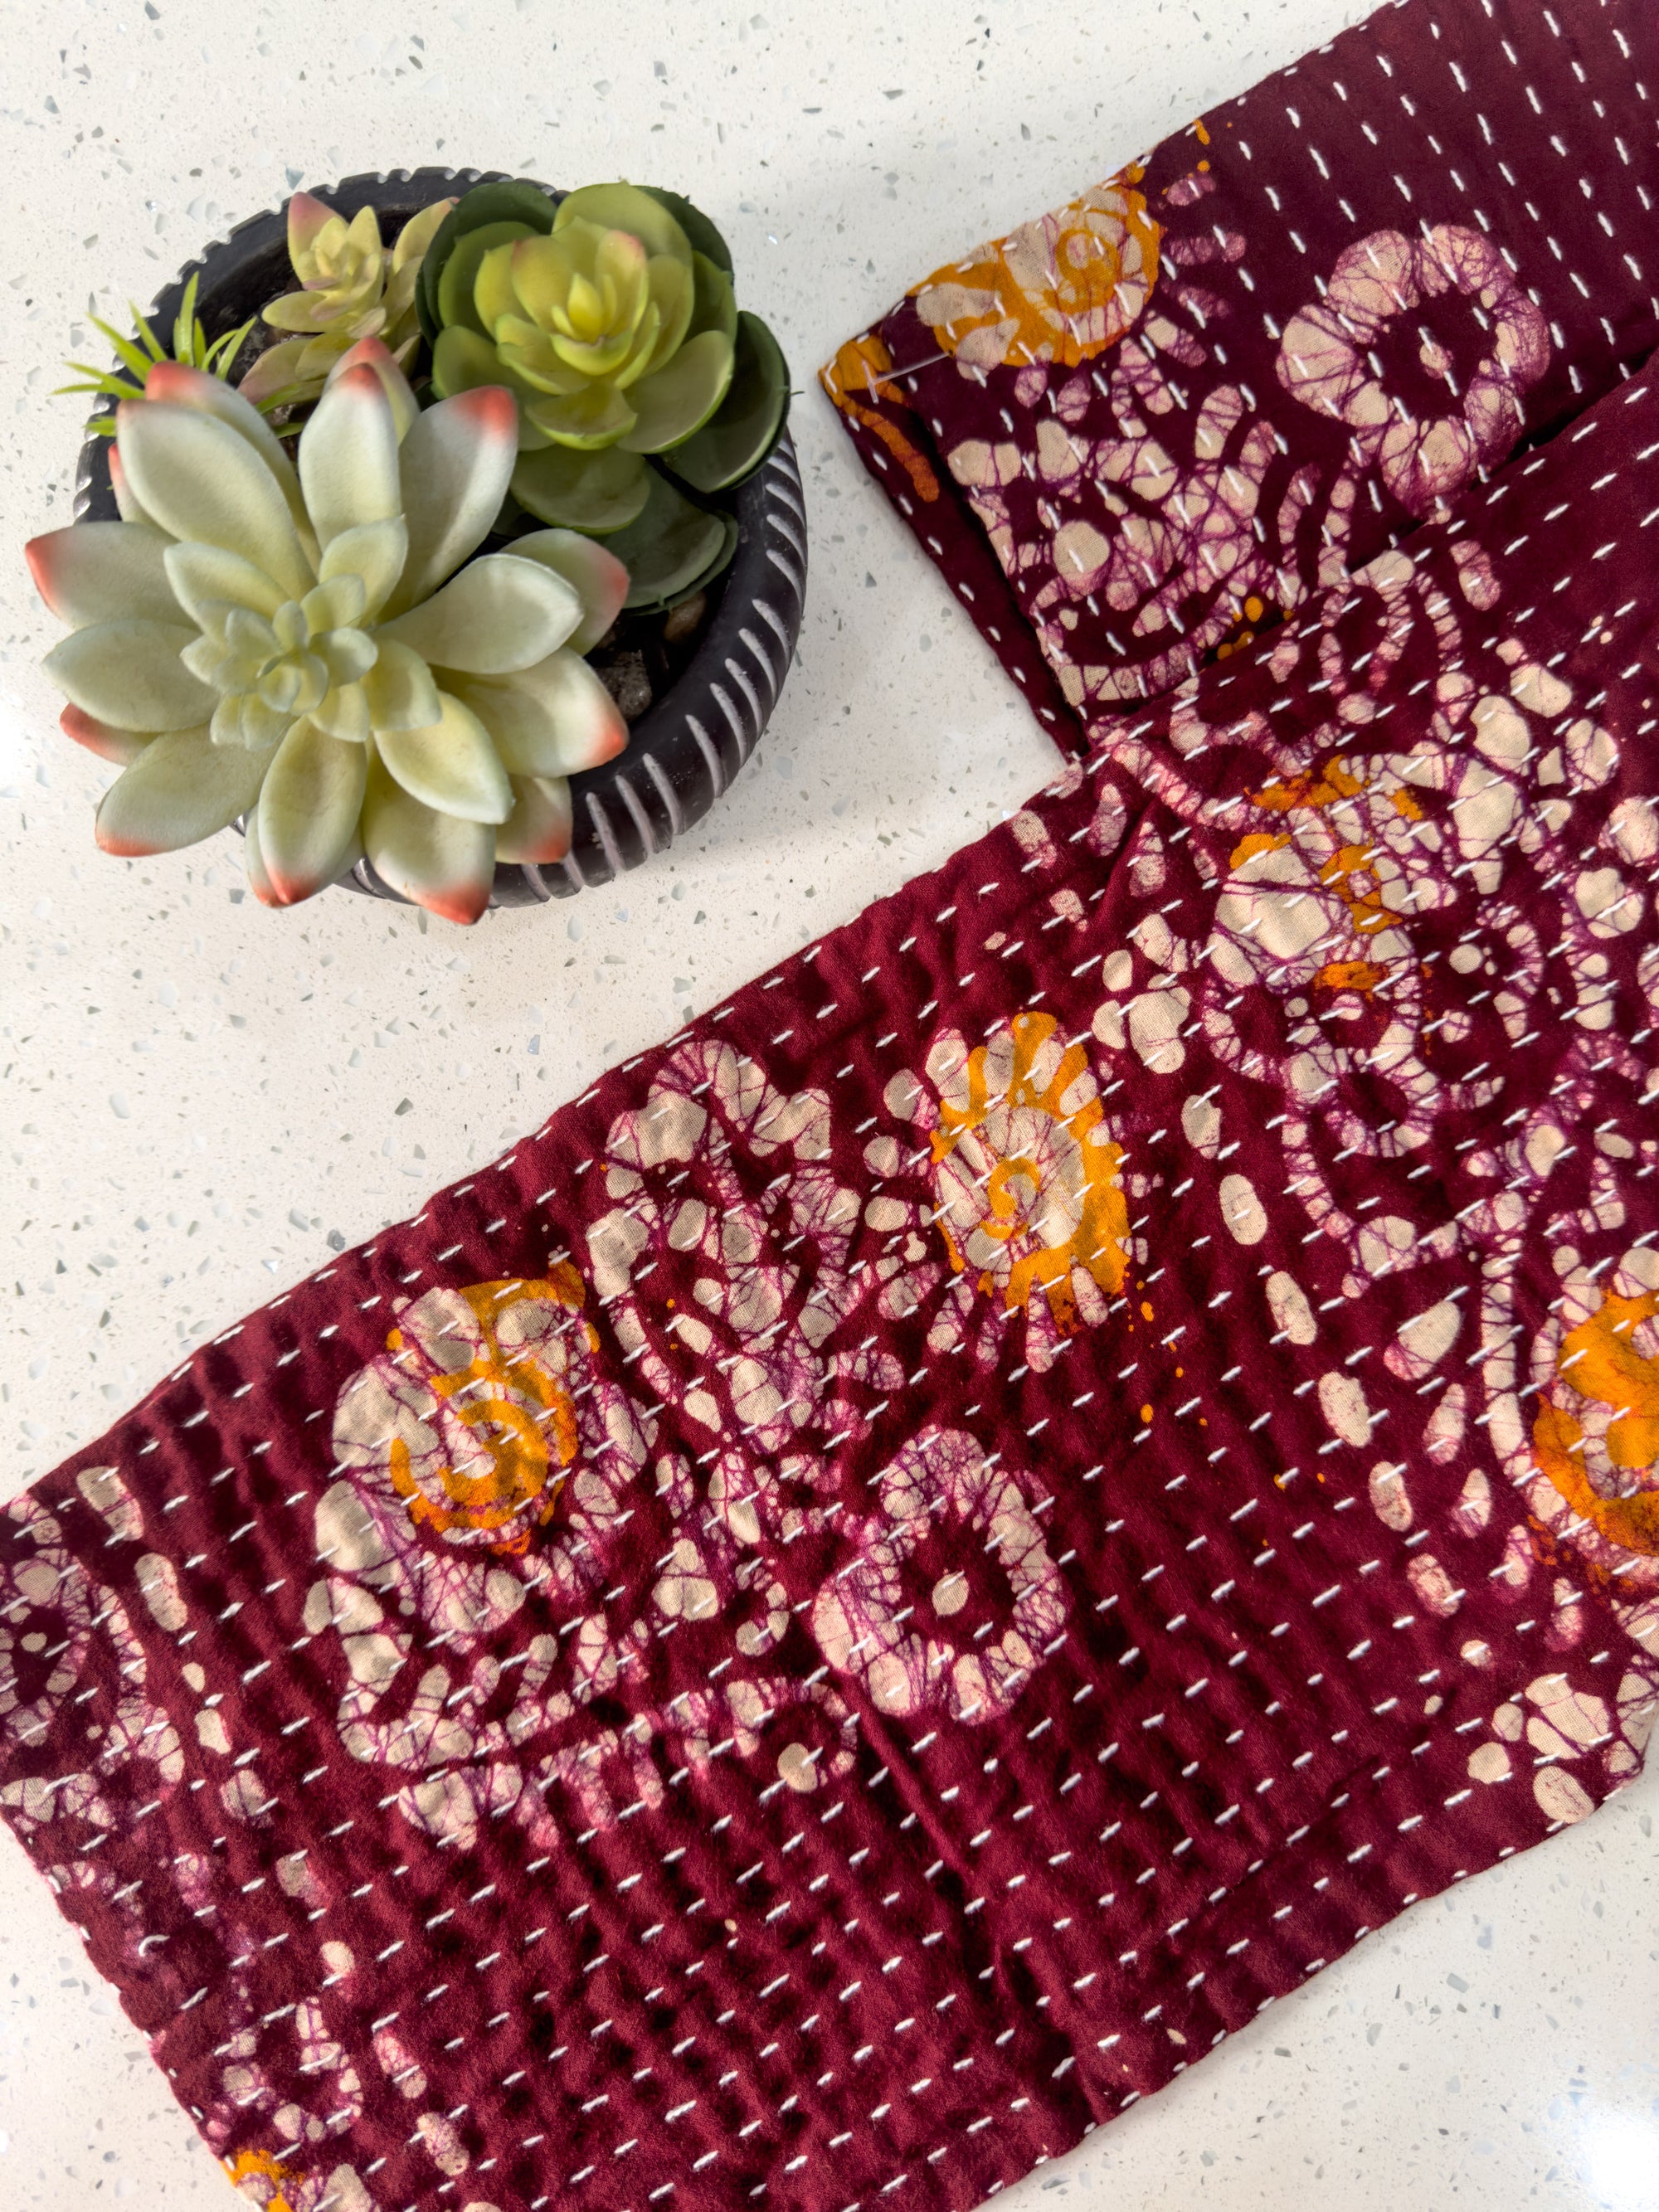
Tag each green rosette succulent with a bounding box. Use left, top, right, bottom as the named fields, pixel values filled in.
left=424, top=179, right=791, bottom=605
left=27, top=339, right=630, bottom=925
left=238, top=192, right=454, bottom=411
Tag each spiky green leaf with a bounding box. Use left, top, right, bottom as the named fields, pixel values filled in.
left=171, top=273, right=202, bottom=365
left=91, top=318, right=163, bottom=384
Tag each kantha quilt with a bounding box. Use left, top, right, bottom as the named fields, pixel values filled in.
left=4, top=4, right=1657, bottom=2210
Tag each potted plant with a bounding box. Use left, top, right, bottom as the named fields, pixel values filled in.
left=29, top=171, right=805, bottom=923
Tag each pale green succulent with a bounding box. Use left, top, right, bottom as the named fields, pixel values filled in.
left=56, top=271, right=276, bottom=435
left=28, top=339, right=630, bottom=925
left=431, top=182, right=733, bottom=461
left=421, top=178, right=791, bottom=585
left=238, top=192, right=454, bottom=411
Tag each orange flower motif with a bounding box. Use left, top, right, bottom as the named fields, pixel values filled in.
left=1533, top=1290, right=1659, bottom=1560
left=343, top=1270, right=589, bottom=1555
left=929, top=1010, right=1129, bottom=1335
left=872, top=1012, right=1131, bottom=1373
left=912, top=177, right=1160, bottom=373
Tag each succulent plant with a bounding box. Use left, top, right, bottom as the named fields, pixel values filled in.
left=421, top=179, right=790, bottom=610
left=56, top=272, right=276, bottom=434
left=238, top=193, right=454, bottom=411
left=27, top=338, right=629, bottom=925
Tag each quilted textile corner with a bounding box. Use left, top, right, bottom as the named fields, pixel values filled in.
left=824, top=0, right=1659, bottom=747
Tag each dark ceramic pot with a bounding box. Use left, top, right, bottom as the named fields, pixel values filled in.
left=72, top=169, right=807, bottom=905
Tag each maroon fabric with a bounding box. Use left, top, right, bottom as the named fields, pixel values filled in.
left=824, top=0, right=1659, bottom=746
left=7, top=8, right=1659, bottom=2212
left=5, top=357, right=1659, bottom=2212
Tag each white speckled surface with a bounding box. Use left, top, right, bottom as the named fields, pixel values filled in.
left=1, top=0, right=1655, bottom=2204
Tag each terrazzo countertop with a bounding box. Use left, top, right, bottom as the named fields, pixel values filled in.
left=1, top=0, right=1656, bottom=2204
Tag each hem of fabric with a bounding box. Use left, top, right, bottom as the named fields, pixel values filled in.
left=815, top=372, right=1090, bottom=761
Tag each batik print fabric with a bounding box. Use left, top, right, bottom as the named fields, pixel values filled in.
left=7, top=7, right=1659, bottom=2212
left=5, top=342, right=1659, bottom=2212
left=825, top=0, right=1659, bottom=750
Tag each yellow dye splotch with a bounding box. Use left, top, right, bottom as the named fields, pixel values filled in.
left=819, top=333, right=941, bottom=503
left=386, top=1268, right=583, bottom=1554
left=932, top=1009, right=1129, bottom=1334
left=224, top=2150, right=298, bottom=2212
left=912, top=180, right=1160, bottom=372
left=1533, top=1291, right=1659, bottom=1558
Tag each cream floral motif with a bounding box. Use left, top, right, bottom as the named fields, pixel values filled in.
left=586, top=1038, right=901, bottom=1452
left=0, top=1492, right=182, bottom=1854
left=333, top=1268, right=590, bottom=1556
left=913, top=179, right=1161, bottom=375
left=1277, top=225, right=1550, bottom=518
left=869, top=1009, right=1129, bottom=1374
left=579, top=1038, right=905, bottom=1753
left=812, top=1430, right=1068, bottom=1722
left=321, top=1275, right=661, bottom=1851
left=939, top=177, right=1554, bottom=714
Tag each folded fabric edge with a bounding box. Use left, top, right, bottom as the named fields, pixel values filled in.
left=818, top=333, right=1090, bottom=756
left=818, top=0, right=1659, bottom=766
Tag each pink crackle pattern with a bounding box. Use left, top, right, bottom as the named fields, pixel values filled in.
left=827, top=0, right=1659, bottom=737
left=3, top=7, right=1659, bottom=2212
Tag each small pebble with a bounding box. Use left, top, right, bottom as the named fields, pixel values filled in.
left=664, top=591, right=708, bottom=644
left=599, top=648, right=654, bottom=722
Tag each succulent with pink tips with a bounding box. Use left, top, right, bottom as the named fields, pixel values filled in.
left=238, top=193, right=455, bottom=411
left=28, top=337, right=629, bottom=924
